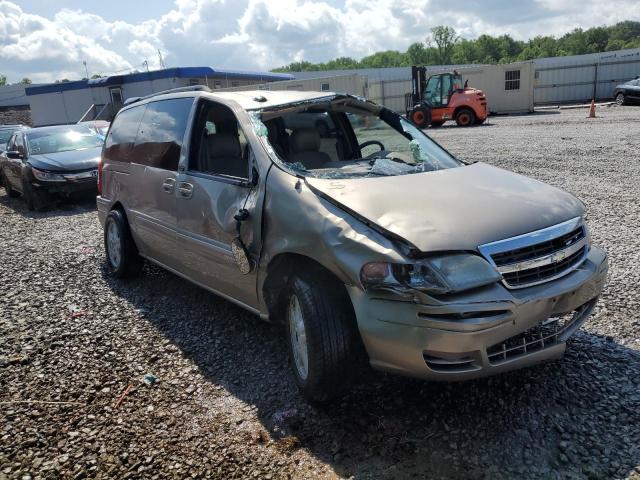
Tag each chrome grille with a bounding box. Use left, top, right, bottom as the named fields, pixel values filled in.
left=479, top=217, right=589, bottom=289
left=486, top=299, right=596, bottom=365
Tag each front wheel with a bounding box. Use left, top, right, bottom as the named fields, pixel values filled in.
left=409, top=106, right=431, bottom=129
left=104, top=209, right=143, bottom=278
left=455, top=108, right=476, bottom=127
left=286, top=272, right=361, bottom=402
left=615, top=92, right=625, bottom=105
left=1, top=172, right=19, bottom=198
left=22, top=179, right=47, bottom=211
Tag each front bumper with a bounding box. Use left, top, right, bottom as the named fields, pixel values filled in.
left=31, top=179, right=97, bottom=196
left=348, top=246, right=608, bottom=380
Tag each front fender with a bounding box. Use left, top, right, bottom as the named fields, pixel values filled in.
left=257, top=166, right=406, bottom=311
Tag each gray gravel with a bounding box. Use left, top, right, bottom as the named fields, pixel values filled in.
left=1, top=105, right=639, bottom=480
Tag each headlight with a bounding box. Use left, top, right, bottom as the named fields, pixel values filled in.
left=31, top=167, right=66, bottom=182
left=360, top=253, right=502, bottom=295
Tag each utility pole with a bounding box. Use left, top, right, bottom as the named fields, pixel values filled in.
left=83, top=60, right=89, bottom=79
left=157, top=50, right=166, bottom=69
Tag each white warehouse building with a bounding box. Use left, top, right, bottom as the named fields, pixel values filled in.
left=24, top=67, right=293, bottom=126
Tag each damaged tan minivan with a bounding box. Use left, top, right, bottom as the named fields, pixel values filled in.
left=97, top=87, right=608, bottom=401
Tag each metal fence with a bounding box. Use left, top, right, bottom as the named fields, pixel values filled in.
left=534, top=57, right=640, bottom=105
left=368, top=78, right=412, bottom=113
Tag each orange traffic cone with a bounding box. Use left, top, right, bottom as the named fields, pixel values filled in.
left=587, top=100, right=596, bottom=118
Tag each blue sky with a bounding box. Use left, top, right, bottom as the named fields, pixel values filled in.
left=14, top=0, right=169, bottom=22
left=2, top=0, right=639, bottom=83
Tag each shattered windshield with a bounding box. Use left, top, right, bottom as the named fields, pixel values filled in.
left=251, top=98, right=462, bottom=179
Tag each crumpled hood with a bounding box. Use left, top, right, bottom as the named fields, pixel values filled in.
left=305, top=163, right=584, bottom=252
left=28, top=147, right=101, bottom=172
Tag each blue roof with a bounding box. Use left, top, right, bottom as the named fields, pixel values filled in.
left=25, top=67, right=294, bottom=96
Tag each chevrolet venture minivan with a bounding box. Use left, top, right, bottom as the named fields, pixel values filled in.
left=97, top=87, right=608, bottom=401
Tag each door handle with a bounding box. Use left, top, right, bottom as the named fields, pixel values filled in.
left=162, top=178, right=176, bottom=193
left=177, top=182, right=193, bottom=198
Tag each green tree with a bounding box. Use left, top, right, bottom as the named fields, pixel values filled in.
left=429, top=26, right=458, bottom=65
left=451, top=39, right=480, bottom=64
left=407, top=42, right=430, bottom=65
left=324, top=57, right=359, bottom=70
left=0, top=74, right=6, bottom=86
left=475, top=34, right=503, bottom=63
left=359, top=50, right=407, bottom=68
left=270, top=21, right=640, bottom=72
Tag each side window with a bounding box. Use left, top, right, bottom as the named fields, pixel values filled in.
left=189, top=100, right=249, bottom=179
left=425, top=76, right=443, bottom=106
left=104, top=105, right=146, bottom=163
left=505, top=70, right=521, bottom=90
left=132, top=98, right=194, bottom=171
left=441, top=75, right=453, bottom=104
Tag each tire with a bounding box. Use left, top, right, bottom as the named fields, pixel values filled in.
left=429, top=121, right=445, bottom=128
left=104, top=209, right=143, bottom=278
left=455, top=108, right=476, bottom=127
left=285, top=270, right=361, bottom=402
left=409, top=106, right=431, bottom=129
left=22, top=179, right=45, bottom=211
left=1, top=172, right=19, bottom=198
left=615, top=92, right=625, bottom=106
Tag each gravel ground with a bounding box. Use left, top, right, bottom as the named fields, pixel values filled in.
left=1, top=105, right=639, bottom=480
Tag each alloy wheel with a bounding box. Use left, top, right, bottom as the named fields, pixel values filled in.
left=288, top=294, right=309, bottom=380
left=106, top=221, right=122, bottom=269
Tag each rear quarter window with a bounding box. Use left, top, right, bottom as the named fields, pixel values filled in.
left=104, top=105, right=146, bottom=163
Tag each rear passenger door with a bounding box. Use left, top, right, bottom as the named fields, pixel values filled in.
left=175, top=99, right=264, bottom=309
left=127, top=97, right=195, bottom=269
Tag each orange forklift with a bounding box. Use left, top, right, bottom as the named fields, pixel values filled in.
left=406, top=66, right=488, bottom=128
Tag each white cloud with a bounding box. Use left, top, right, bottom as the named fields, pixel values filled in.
left=0, top=0, right=639, bottom=83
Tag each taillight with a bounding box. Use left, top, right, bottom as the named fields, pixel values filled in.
left=97, top=159, right=103, bottom=194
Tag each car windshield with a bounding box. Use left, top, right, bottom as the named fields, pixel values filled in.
left=255, top=98, right=462, bottom=179
left=27, top=127, right=103, bottom=155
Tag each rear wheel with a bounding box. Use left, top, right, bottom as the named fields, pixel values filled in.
left=455, top=108, right=476, bottom=127
left=615, top=92, right=626, bottom=105
left=285, top=270, right=361, bottom=402
left=409, top=106, right=431, bottom=129
left=104, top=209, right=143, bottom=278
